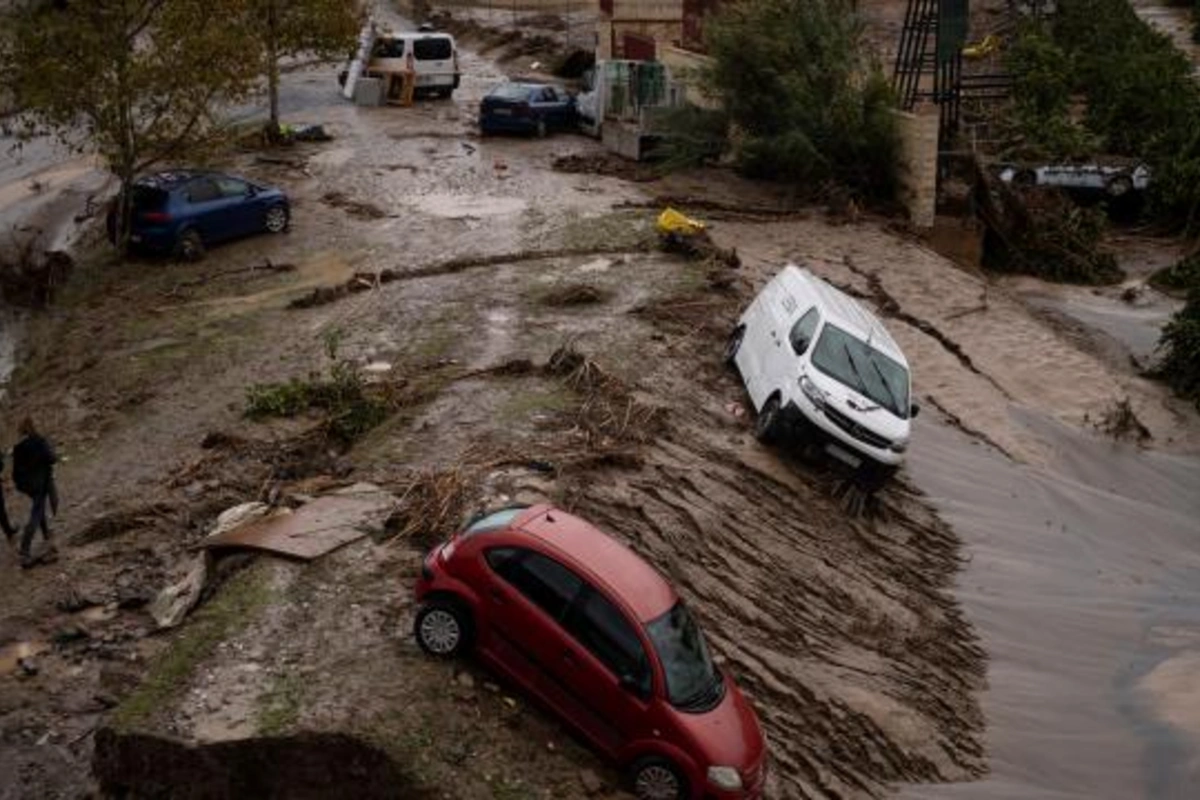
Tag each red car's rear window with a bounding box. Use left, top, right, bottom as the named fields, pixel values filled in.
left=462, top=506, right=527, bottom=538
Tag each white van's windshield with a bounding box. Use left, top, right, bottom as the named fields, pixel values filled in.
left=811, top=324, right=910, bottom=418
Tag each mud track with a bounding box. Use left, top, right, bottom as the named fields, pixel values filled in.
left=566, top=421, right=986, bottom=798
left=549, top=294, right=988, bottom=797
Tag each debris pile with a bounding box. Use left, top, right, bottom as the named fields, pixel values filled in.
left=1091, top=397, right=1152, bottom=443
left=546, top=343, right=667, bottom=447
left=973, top=163, right=1123, bottom=285
left=0, top=230, right=73, bottom=307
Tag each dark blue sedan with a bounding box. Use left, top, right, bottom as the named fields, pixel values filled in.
left=107, top=170, right=290, bottom=260
left=479, top=82, right=577, bottom=138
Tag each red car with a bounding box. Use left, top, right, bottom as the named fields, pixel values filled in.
left=414, top=504, right=767, bottom=799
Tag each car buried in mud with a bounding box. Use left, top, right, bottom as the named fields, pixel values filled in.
left=726, top=265, right=916, bottom=490
left=413, top=504, right=767, bottom=799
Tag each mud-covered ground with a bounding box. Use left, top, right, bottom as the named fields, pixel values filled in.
left=2, top=3, right=1200, bottom=800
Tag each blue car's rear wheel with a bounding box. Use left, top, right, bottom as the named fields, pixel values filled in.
left=174, top=228, right=205, bottom=262
left=265, top=205, right=289, bottom=234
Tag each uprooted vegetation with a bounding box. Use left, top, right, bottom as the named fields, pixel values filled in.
left=379, top=345, right=668, bottom=551
left=975, top=177, right=1123, bottom=284
left=244, top=330, right=394, bottom=444
left=1090, top=397, right=1153, bottom=443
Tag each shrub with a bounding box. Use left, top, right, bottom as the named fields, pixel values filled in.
left=1150, top=252, right=1200, bottom=293
left=244, top=330, right=390, bottom=444
left=698, top=0, right=901, bottom=202
left=1003, top=27, right=1096, bottom=160
left=1156, top=288, right=1200, bottom=407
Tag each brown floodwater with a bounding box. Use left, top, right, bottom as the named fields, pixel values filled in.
left=903, top=409, right=1200, bottom=800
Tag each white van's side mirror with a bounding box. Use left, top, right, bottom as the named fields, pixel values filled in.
left=910, top=402, right=920, bottom=418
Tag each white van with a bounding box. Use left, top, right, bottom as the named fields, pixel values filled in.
left=726, top=265, right=917, bottom=489
left=341, top=31, right=461, bottom=100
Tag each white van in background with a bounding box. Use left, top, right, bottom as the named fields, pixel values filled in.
left=726, top=265, right=918, bottom=490
left=339, top=31, right=461, bottom=100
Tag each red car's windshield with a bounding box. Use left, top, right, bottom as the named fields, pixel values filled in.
left=646, top=602, right=723, bottom=711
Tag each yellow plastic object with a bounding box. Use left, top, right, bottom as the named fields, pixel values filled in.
left=963, top=34, right=1000, bottom=59
left=656, top=207, right=706, bottom=237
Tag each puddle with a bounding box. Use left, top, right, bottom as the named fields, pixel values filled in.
left=0, top=641, right=51, bottom=675
left=307, top=147, right=355, bottom=168
left=408, top=192, right=526, bottom=219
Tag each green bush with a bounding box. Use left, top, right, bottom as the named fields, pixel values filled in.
left=698, top=0, right=901, bottom=202
left=1004, top=27, right=1096, bottom=159
left=245, top=338, right=390, bottom=444
left=1156, top=288, right=1200, bottom=407
left=1150, top=251, right=1200, bottom=293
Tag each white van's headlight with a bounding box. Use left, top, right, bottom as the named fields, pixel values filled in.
left=707, top=766, right=743, bottom=790
left=799, top=375, right=826, bottom=408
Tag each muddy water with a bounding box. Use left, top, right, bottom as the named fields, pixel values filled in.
left=901, top=411, right=1200, bottom=800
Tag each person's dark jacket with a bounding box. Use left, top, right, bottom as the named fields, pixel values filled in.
left=12, top=434, right=56, bottom=497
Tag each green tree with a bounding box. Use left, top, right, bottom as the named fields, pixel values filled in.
left=0, top=0, right=258, bottom=246
left=701, top=0, right=901, bottom=201
left=246, top=0, right=363, bottom=138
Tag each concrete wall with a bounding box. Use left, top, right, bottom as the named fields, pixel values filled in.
left=893, top=106, right=939, bottom=229
left=435, top=0, right=593, bottom=11
left=611, top=0, right=681, bottom=21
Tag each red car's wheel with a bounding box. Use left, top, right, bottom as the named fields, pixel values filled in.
left=414, top=598, right=473, bottom=658
left=630, top=756, right=687, bottom=800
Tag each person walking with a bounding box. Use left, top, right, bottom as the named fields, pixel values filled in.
left=12, top=417, right=57, bottom=568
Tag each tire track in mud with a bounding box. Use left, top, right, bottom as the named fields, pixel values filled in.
left=562, top=404, right=987, bottom=798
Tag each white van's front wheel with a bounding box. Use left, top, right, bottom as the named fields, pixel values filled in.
left=755, top=394, right=783, bottom=444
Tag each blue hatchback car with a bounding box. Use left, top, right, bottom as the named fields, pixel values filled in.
left=479, top=81, right=577, bottom=137
left=107, top=170, right=290, bottom=260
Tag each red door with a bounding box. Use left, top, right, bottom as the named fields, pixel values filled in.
left=623, top=32, right=657, bottom=61
left=556, top=586, right=655, bottom=756
left=479, top=548, right=632, bottom=753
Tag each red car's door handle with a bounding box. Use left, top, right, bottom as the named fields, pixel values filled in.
left=489, top=587, right=505, bottom=604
